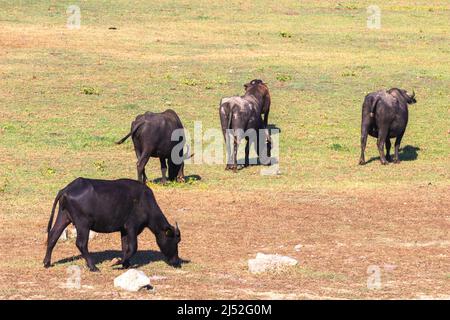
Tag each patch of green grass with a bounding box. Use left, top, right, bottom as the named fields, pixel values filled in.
left=0, top=0, right=448, bottom=200
left=93, top=160, right=106, bottom=172
left=276, top=74, right=292, bottom=82
left=341, top=70, right=357, bottom=77
left=81, top=86, right=100, bottom=95
left=40, top=167, right=56, bottom=177
left=279, top=31, right=292, bottom=38
left=330, top=143, right=349, bottom=152
left=181, top=78, right=200, bottom=86
left=0, top=178, right=9, bottom=193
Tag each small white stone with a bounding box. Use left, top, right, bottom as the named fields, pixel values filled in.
left=248, top=253, right=298, bottom=274
left=294, top=244, right=302, bottom=252
left=114, top=269, right=151, bottom=292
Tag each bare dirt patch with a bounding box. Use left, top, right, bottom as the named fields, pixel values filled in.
left=1, top=186, right=448, bottom=299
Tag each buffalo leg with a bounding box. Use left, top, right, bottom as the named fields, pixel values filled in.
left=255, top=134, right=260, bottom=165
left=134, top=146, right=147, bottom=183
left=112, top=230, right=129, bottom=267
left=393, top=133, right=404, bottom=163
left=233, top=136, right=239, bottom=173
left=121, top=232, right=138, bottom=269
left=75, top=228, right=98, bottom=272
left=224, top=131, right=233, bottom=170
left=264, top=110, right=269, bottom=129
left=137, top=153, right=151, bottom=184
left=176, top=164, right=185, bottom=183
left=385, top=138, right=392, bottom=162
left=159, top=158, right=168, bottom=184
left=244, top=137, right=250, bottom=167
left=43, top=208, right=71, bottom=268
left=377, top=127, right=389, bottom=165
left=359, top=124, right=369, bottom=165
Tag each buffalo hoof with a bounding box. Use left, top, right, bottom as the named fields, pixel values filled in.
left=358, top=159, right=366, bottom=165
left=380, top=161, right=389, bottom=165
left=43, top=262, right=51, bottom=269
left=176, top=177, right=185, bottom=183
left=89, top=266, right=100, bottom=272
left=394, top=159, right=401, bottom=164
left=225, top=164, right=233, bottom=170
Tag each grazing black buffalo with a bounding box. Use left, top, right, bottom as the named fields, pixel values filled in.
left=43, top=178, right=181, bottom=271
left=359, top=88, right=416, bottom=165
left=116, top=109, right=192, bottom=184
left=219, top=79, right=271, bottom=172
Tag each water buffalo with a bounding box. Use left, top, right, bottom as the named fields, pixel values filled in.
left=359, top=88, right=416, bottom=165
left=219, top=79, right=271, bottom=172
left=43, top=178, right=181, bottom=271
left=116, top=109, right=191, bottom=184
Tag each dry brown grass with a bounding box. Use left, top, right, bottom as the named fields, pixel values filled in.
left=1, top=187, right=449, bottom=299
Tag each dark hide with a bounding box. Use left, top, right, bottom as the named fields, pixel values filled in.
left=116, top=109, right=190, bottom=184
left=359, top=88, right=416, bottom=165
left=219, top=80, right=271, bottom=172
left=43, top=178, right=181, bottom=271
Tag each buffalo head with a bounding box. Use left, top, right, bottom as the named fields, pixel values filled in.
left=244, top=79, right=265, bottom=91
left=169, top=144, right=194, bottom=182
left=388, top=88, right=417, bottom=105
left=156, top=222, right=181, bottom=267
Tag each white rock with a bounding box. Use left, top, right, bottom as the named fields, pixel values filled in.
left=294, top=244, right=302, bottom=252
left=114, top=269, right=151, bottom=292
left=248, top=253, right=298, bottom=274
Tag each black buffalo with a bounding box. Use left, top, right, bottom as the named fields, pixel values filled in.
left=43, top=178, right=181, bottom=271
left=359, top=88, right=416, bottom=165
left=116, top=109, right=191, bottom=184
left=219, top=80, right=271, bottom=172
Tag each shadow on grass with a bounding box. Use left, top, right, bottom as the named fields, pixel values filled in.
left=365, top=145, right=420, bottom=164
left=235, top=157, right=279, bottom=170
left=53, top=250, right=190, bottom=268
left=151, top=174, right=202, bottom=185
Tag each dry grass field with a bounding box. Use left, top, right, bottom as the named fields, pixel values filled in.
left=0, top=0, right=449, bottom=299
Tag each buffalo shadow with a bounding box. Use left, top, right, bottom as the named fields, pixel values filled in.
left=234, top=124, right=280, bottom=169
left=152, top=174, right=202, bottom=184
left=365, top=145, right=420, bottom=164
left=53, top=249, right=190, bottom=269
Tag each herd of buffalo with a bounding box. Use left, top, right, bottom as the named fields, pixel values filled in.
left=43, top=79, right=418, bottom=271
